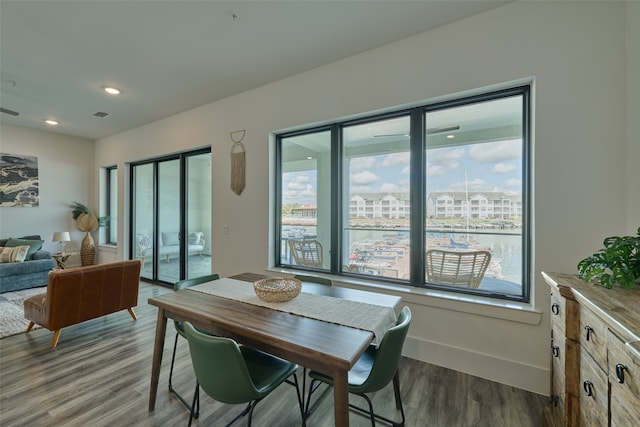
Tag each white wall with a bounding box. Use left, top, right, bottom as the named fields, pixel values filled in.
left=627, top=1, right=640, bottom=233
left=0, top=124, right=93, bottom=267
left=91, top=1, right=636, bottom=395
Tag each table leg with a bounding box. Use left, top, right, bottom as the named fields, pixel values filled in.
left=148, top=308, right=167, bottom=411
left=333, top=370, right=350, bottom=427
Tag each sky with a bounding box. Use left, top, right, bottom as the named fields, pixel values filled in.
left=282, top=138, right=523, bottom=206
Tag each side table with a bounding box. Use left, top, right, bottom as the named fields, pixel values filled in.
left=52, top=252, right=76, bottom=269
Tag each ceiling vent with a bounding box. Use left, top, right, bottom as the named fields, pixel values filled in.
left=93, top=111, right=110, bottom=118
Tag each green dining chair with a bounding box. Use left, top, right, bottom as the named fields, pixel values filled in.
left=294, top=274, right=333, bottom=287
left=305, top=306, right=411, bottom=427
left=183, top=322, right=302, bottom=427
left=169, top=273, right=220, bottom=415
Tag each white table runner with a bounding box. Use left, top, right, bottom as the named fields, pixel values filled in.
left=189, top=277, right=397, bottom=345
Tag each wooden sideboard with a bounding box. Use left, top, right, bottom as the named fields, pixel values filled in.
left=542, top=272, right=640, bottom=426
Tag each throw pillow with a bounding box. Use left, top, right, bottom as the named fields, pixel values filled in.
left=162, top=232, right=180, bottom=247
left=0, top=245, right=30, bottom=263
left=5, top=238, right=44, bottom=260
left=188, top=232, right=203, bottom=245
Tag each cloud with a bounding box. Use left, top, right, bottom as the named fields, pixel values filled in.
left=288, top=181, right=310, bottom=191
left=505, top=178, right=522, bottom=188
left=401, top=165, right=410, bottom=175
left=299, top=186, right=317, bottom=197
left=350, top=157, right=377, bottom=172
left=380, top=182, right=400, bottom=192
left=350, top=170, right=379, bottom=185
left=291, top=174, right=310, bottom=183
left=428, top=147, right=465, bottom=168
left=492, top=162, right=516, bottom=174
left=449, top=177, right=494, bottom=192
left=469, top=139, right=521, bottom=163
left=426, top=164, right=448, bottom=176
left=283, top=183, right=316, bottom=200
left=381, top=152, right=410, bottom=167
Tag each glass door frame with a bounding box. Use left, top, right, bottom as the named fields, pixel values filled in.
left=129, top=147, right=211, bottom=286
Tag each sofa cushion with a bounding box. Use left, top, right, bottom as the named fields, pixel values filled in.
left=5, top=238, right=44, bottom=260
left=0, top=245, right=30, bottom=263
left=0, top=257, right=56, bottom=280
left=0, top=235, right=42, bottom=248
left=32, top=250, right=52, bottom=260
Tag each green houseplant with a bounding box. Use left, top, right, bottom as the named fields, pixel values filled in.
left=577, top=227, right=640, bottom=289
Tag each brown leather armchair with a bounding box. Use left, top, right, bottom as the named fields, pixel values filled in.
left=23, top=260, right=141, bottom=348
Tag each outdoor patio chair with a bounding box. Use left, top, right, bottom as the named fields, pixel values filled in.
left=425, top=249, right=491, bottom=288
left=288, top=239, right=323, bottom=268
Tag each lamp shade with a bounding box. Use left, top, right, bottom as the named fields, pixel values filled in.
left=52, top=231, right=71, bottom=242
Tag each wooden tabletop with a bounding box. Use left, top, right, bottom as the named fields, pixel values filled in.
left=149, top=288, right=375, bottom=372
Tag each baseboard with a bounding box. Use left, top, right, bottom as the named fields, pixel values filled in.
left=403, top=335, right=550, bottom=395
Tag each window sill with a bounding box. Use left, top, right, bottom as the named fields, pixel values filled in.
left=98, top=244, right=118, bottom=253
left=268, top=267, right=542, bottom=326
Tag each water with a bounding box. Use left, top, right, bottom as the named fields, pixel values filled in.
left=282, top=226, right=523, bottom=285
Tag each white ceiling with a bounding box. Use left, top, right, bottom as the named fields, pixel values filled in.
left=0, top=0, right=509, bottom=141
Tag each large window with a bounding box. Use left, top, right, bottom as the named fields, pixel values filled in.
left=276, top=85, right=530, bottom=302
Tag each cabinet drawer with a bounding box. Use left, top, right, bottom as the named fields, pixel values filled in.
left=608, top=333, right=640, bottom=426
left=579, top=350, right=607, bottom=427
left=579, top=307, right=607, bottom=370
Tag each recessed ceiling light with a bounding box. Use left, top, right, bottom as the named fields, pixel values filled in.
left=446, top=134, right=455, bottom=139
left=44, top=119, right=59, bottom=125
left=103, top=86, right=122, bottom=95
left=306, top=156, right=313, bottom=160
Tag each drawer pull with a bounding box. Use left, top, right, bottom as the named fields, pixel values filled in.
left=583, top=380, right=594, bottom=397
left=584, top=325, right=593, bottom=341
left=551, top=303, right=560, bottom=315
left=552, top=345, right=560, bottom=358
left=616, top=363, right=628, bottom=384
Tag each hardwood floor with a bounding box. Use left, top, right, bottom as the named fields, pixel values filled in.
left=0, top=282, right=550, bottom=426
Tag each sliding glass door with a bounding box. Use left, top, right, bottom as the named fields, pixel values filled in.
left=131, top=148, right=211, bottom=285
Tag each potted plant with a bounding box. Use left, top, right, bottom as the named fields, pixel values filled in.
left=71, top=202, right=110, bottom=266
left=577, top=227, right=640, bottom=289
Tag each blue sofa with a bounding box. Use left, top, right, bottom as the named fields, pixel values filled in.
left=0, top=235, right=56, bottom=293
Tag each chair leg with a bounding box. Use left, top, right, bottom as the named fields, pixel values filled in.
left=127, top=307, right=137, bottom=320
left=50, top=329, right=61, bottom=348
left=225, top=399, right=261, bottom=427
left=308, top=379, right=406, bottom=427
left=25, top=322, right=35, bottom=333
left=304, top=376, right=332, bottom=423
left=285, top=372, right=304, bottom=422
left=169, top=333, right=199, bottom=418
left=392, top=370, right=406, bottom=427
left=350, top=390, right=405, bottom=427
left=188, top=383, right=199, bottom=427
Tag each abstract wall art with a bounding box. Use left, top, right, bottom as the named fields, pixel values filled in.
left=0, top=153, right=39, bottom=207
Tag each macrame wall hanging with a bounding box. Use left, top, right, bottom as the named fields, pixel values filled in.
left=230, top=130, right=246, bottom=195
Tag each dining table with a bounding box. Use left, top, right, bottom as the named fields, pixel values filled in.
left=147, top=272, right=402, bottom=426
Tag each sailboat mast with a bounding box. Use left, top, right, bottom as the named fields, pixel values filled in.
left=465, top=170, right=469, bottom=242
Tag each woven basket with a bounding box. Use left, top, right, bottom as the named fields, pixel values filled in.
left=253, top=277, right=301, bottom=302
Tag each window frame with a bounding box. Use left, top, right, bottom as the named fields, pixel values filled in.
left=105, top=165, right=117, bottom=245
left=275, top=84, right=531, bottom=303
